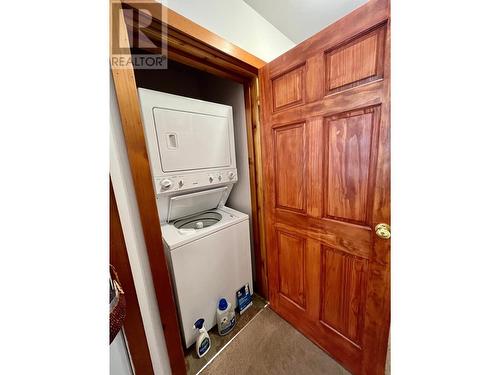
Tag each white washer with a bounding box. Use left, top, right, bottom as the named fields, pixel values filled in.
left=138, top=88, right=253, bottom=349
left=163, top=204, right=252, bottom=348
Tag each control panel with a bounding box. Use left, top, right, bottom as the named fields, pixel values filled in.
left=154, top=168, right=238, bottom=195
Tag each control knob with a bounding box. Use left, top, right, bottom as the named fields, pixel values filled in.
left=228, top=172, right=235, bottom=180
left=160, top=179, right=172, bottom=190
left=178, top=179, right=184, bottom=188
left=218, top=175, right=222, bottom=181
left=208, top=175, right=214, bottom=183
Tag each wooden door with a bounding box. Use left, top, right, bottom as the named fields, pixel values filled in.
left=259, top=1, right=390, bottom=374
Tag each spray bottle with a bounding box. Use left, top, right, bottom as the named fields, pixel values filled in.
left=194, top=318, right=211, bottom=358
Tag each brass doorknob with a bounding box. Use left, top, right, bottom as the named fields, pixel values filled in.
left=375, top=223, right=391, bottom=239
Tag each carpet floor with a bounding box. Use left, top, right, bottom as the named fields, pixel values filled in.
left=202, top=307, right=351, bottom=375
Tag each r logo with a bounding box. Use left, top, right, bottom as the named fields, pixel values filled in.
left=110, top=1, right=167, bottom=69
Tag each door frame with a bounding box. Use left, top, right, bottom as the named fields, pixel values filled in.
left=110, top=1, right=267, bottom=373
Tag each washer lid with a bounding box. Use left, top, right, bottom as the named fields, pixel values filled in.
left=167, top=187, right=228, bottom=222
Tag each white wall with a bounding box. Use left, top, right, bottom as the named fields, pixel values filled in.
left=110, top=330, right=134, bottom=375
left=163, top=0, right=295, bottom=62
left=242, top=0, right=368, bottom=44
left=199, top=75, right=256, bottom=279
left=110, top=76, right=172, bottom=375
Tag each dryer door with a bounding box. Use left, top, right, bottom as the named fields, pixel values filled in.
left=153, top=106, right=232, bottom=173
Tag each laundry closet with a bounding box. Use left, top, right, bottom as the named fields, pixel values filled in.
left=133, top=60, right=258, bottom=350
left=112, top=1, right=391, bottom=373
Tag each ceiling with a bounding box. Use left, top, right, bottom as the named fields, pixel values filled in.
left=243, top=0, right=368, bottom=44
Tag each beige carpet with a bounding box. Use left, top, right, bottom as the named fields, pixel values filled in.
left=202, top=307, right=351, bottom=375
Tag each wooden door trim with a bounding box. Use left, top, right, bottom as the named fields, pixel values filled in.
left=122, top=0, right=266, bottom=70
left=111, top=8, right=186, bottom=372
left=111, top=2, right=267, bottom=374
left=110, top=180, right=154, bottom=374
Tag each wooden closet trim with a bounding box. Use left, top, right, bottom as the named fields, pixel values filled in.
left=111, top=2, right=267, bottom=374
left=122, top=0, right=266, bottom=71
left=111, top=8, right=186, bottom=372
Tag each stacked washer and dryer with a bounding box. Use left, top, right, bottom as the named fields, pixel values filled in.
left=138, top=88, right=253, bottom=348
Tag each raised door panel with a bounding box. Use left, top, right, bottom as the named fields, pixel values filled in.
left=277, top=231, right=306, bottom=308
left=321, top=246, right=368, bottom=346
left=324, top=107, right=380, bottom=224
left=274, top=123, right=306, bottom=213
left=272, top=64, right=305, bottom=111
left=326, top=26, right=386, bottom=94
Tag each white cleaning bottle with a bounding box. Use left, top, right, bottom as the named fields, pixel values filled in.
left=217, top=298, right=236, bottom=336
left=193, top=318, right=211, bottom=358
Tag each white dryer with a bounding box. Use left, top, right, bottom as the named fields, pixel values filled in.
left=138, top=88, right=253, bottom=348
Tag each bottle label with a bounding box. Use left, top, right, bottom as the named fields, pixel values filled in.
left=220, top=315, right=236, bottom=335
left=199, top=337, right=210, bottom=355
left=236, top=284, right=252, bottom=314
